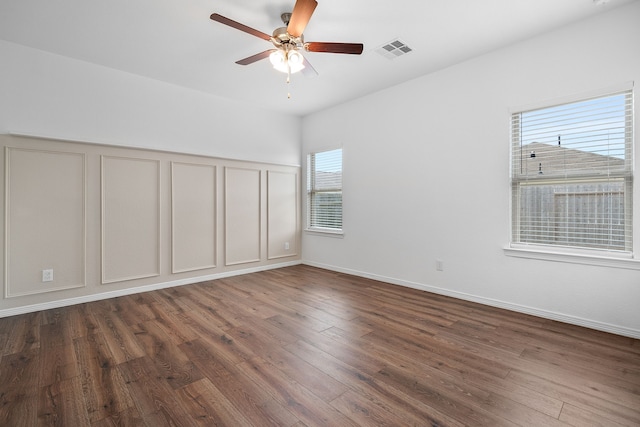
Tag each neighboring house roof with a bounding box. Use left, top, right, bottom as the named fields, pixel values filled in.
left=515, top=142, right=626, bottom=178
left=314, top=170, right=342, bottom=190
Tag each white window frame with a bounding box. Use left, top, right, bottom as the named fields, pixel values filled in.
left=506, top=84, right=640, bottom=269
left=305, top=147, right=343, bottom=236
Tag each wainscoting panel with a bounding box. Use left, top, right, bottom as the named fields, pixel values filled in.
left=267, top=170, right=298, bottom=259
left=171, top=162, right=216, bottom=273
left=101, top=156, right=161, bottom=284
left=5, top=147, right=86, bottom=297
left=0, top=134, right=300, bottom=316
left=225, top=167, right=261, bottom=266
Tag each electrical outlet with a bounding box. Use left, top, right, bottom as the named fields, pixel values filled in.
left=42, top=269, right=54, bottom=282
left=435, top=260, right=444, bottom=272
left=284, top=242, right=290, bottom=250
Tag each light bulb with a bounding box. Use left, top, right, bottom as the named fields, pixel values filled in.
left=287, top=50, right=305, bottom=73
left=288, top=50, right=303, bottom=66
left=269, top=49, right=305, bottom=74
left=269, top=50, right=288, bottom=72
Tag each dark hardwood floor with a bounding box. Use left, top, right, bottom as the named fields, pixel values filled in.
left=1, top=265, right=638, bottom=426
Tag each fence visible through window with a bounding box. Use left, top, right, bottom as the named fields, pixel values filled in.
left=518, top=181, right=625, bottom=250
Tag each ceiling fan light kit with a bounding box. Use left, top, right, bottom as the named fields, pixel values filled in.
left=269, top=49, right=305, bottom=74
left=210, top=0, right=363, bottom=95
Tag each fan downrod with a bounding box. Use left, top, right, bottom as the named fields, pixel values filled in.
left=281, top=13, right=292, bottom=25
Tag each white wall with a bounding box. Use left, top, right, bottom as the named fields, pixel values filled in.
left=302, top=2, right=640, bottom=338
left=0, top=40, right=301, bottom=166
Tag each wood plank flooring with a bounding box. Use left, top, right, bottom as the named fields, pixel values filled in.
left=1, top=265, right=639, bottom=426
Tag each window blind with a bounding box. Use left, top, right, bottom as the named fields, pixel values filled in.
left=307, top=148, right=343, bottom=231
left=511, top=90, right=633, bottom=253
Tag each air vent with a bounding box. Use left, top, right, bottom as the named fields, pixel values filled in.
left=376, top=39, right=413, bottom=60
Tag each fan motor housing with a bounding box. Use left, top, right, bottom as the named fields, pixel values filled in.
left=272, top=26, right=303, bottom=47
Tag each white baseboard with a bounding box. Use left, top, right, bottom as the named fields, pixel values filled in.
left=0, top=260, right=302, bottom=319
left=302, top=261, right=640, bottom=340
left=4, top=259, right=637, bottom=340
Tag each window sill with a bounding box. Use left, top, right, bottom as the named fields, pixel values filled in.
left=504, top=245, right=640, bottom=270
left=305, top=228, right=344, bottom=238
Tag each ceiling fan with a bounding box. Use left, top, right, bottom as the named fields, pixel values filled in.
left=210, top=0, right=364, bottom=78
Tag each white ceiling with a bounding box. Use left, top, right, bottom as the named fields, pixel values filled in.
left=0, top=0, right=635, bottom=117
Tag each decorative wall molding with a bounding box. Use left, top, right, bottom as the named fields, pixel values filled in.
left=224, top=167, right=262, bottom=266
left=5, top=147, right=87, bottom=297
left=267, top=170, right=299, bottom=260
left=171, top=162, right=217, bottom=273
left=0, top=134, right=301, bottom=316
left=101, top=155, right=161, bottom=284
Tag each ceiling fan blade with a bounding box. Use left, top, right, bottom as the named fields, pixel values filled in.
left=235, top=50, right=275, bottom=65
left=301, top=57, right=318, bottom=76
left=305, top=42, right=364, bottom=55
left=210, top=13, right=271, bottom=41
left=287, top=0, right=318, bottom=38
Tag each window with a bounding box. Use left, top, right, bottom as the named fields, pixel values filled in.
left=307, top=148, right=342, bottom=233
left=511, top=89, right=633, bottom=254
